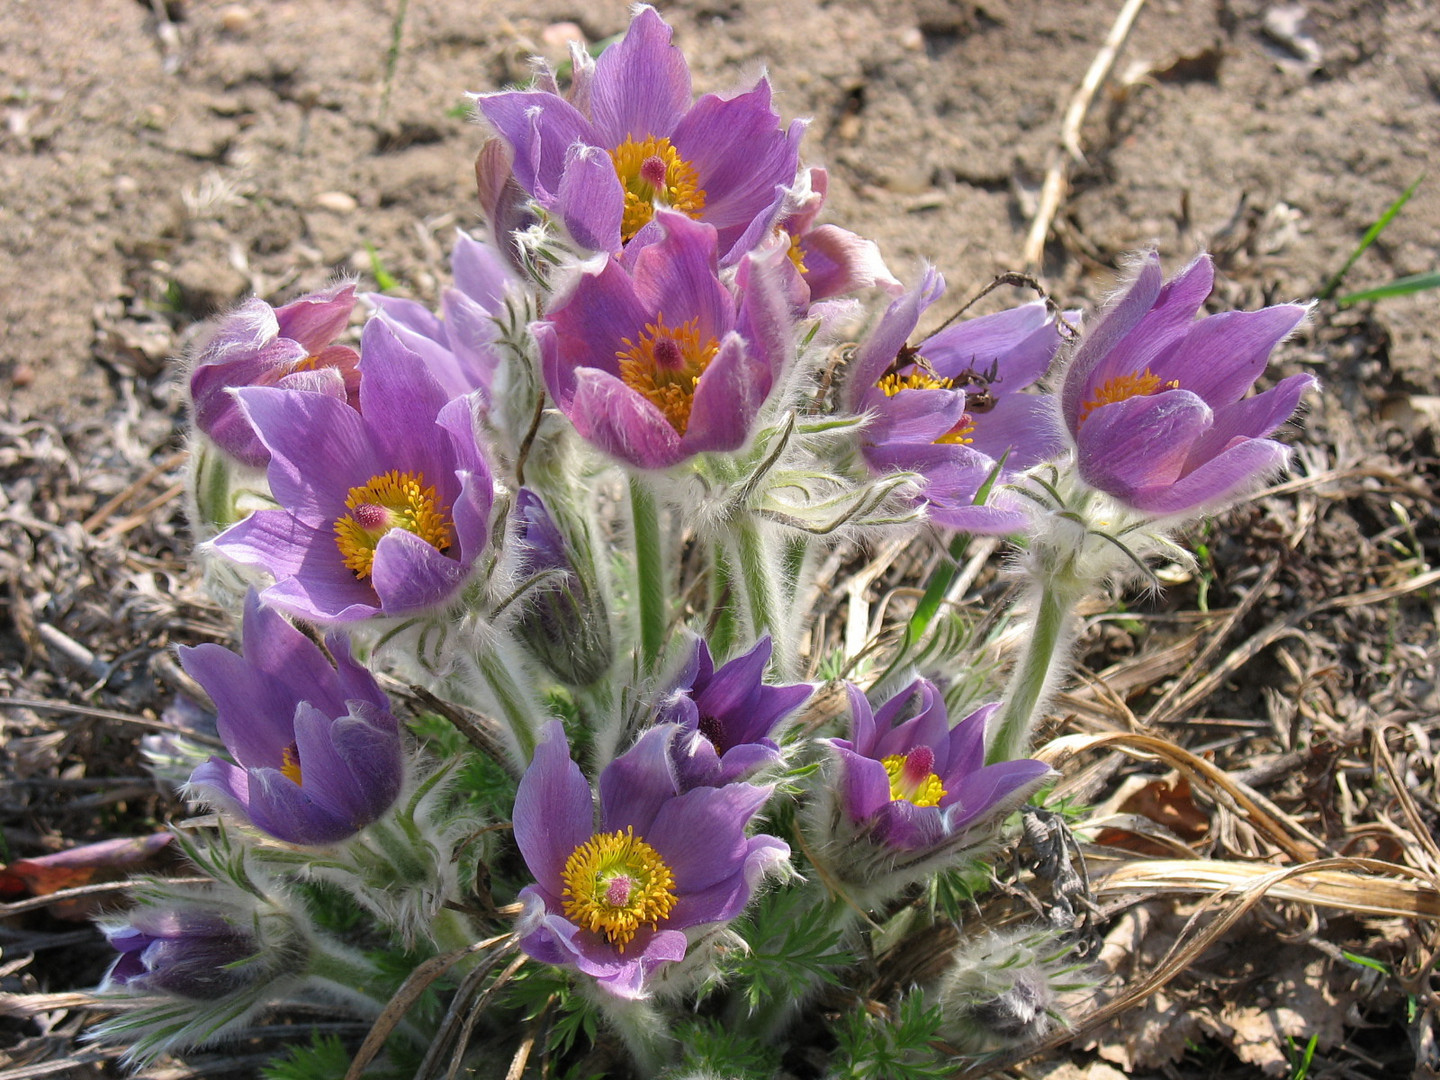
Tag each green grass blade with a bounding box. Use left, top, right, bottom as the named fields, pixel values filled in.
left=1337, top=269, right=1440, bottom=306
left=1318, top=174, right=1424, bottom=300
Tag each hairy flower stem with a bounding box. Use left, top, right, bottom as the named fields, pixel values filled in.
left=628, top=474, right=668, bottom=674
left=592, top=993, right=675, bottom=1075
left=470, top=641, right=546, bottom=764
left=732, top=517, right=794, bottom=678
left=986, top=568, right=1084, bottom=765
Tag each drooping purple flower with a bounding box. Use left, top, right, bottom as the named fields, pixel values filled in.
left=848, top=270, right=1067, bottom=533
left=655, top=636, right=812, bottom=789
left=828, top=680, right=1051, bottom=852
left=511, top=488, right=613, bottom=687
left=535, top=211, right=800, bottom=470
left=769, top=167, right=901, bottom=301
left=102, top=906, right=265, bottom=1000
left=512, top=721, right=788, bottom=1000
left=1059, top=252, right=1315, bottom=517
left=474, top=4, right=805, bottom=261
left=209, top=316, right=495, bottom=622
left=364, top=231, right=512, bottom=402
left=179, top=592, right=403, bottom=846
left=189, top=283, right=360, bottom=468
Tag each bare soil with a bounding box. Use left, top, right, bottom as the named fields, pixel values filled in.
left=2, top=1, right=1438, bottom=1077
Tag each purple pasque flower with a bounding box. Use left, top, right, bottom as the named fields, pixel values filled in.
left=829, top=680, right=1051, bottom=852
left=209, top=316, right=495, bottom=622
left=179, top=592, right=403, bottom=846
left=656, top=635, right=812, bottom=789
left=190, top=283, right=360, bottom=468
left=848, top=269, right=1067, bottom=533
left=759, top=167, right=901, bottom=301
left=364, top=231, right=512, bottom=402
left=535, top=210, right=800, bottom=470
left=474, top=4, right=805, bottom=260
left=1059, top=252, right=1314, bottom=517
left=513, top=720, right=788, bottom=1000
left=102, top=905, right=266, bottom=1000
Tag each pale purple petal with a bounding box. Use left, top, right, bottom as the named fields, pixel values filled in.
left=600, top=725, right=678, bottom=838
left=589, top=5, right=691, bottom=144
left=369, top=528, right=469, bottom=615
left=557, top=143, right=624, bottom=253
left=238, top=387, right=378, bottom=525
left=474, top=91, right=596, bottom=203
left=513, top=722, right=594, bottom=897
left=643, top=781, right=772, bottom=892
left=1156, top=305, right=1309, bottom=407
left=566, top=367, right=686, bottom=469
left=1076, top=390, right=1212, bottom=497
left=1126, top=436, right=1292, bottom=516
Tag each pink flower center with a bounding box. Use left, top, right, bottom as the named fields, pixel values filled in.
left=616, top=314, right=721, bottom=436
left=881, top=746, right=948, bottom=807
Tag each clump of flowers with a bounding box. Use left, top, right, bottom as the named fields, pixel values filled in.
left=93, top=6, right=1318, bottom=1077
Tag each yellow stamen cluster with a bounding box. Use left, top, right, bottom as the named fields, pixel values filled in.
left=877, top=370, right=952, bottom=396
left=610, top=136, right=707, bottom=243
left=280, top=743, right=304, bottom=786
left=935, top=415, right=976, bottom=445
left=783, top=229, right=808, bottom=274
left=1078, top=368, right=1180, bottom=426
left=333, top=470, right=455, bottom=579
left=561, top=827, right=678, bottom=951
left=881, top=753, right=948, bottom=808
left=616, top=314, right=721, bottom=436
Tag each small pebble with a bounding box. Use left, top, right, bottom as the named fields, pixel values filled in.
left=542, top=22, right=585, bottom=49
left=220, top=5, right=253, bottom=33
left=314, top=191, right=358, bottom=213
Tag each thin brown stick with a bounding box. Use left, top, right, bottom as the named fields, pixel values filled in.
left=1022, top=0, right=1149, bottom=268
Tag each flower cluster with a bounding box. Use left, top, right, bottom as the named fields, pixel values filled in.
left=96, top=6, right=1317, bottom=1075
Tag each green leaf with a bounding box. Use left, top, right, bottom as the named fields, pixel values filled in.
left=1318, top=174, right=1424, bottom=300
left=366, top=241, right=400, bottom=293
left=832, top=993, right=950, bottom=1080
left=261, top=1032, right=354, bottom=1080
left=1337, top=269, right=1440, bottom=306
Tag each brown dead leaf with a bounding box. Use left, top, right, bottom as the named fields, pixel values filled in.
left=1111, top=774, right=1212, bottom=848
left=1211, top=954, right=1362, bottom=1075
left=0, top=833, right=173, bottom=918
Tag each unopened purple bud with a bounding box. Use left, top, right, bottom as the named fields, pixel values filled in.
left=512, top=489, right=613, bottom=687
left=103, top=909, right=266, bottom=1001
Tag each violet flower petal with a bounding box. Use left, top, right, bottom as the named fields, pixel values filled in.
left=513, top=722, right=595, bottom=898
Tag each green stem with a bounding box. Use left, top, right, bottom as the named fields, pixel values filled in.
left=874, top=533, right=971, bottom=688
left=733, top=517, right=793, bottom=677
left=629, top=474, right=667, bottom=673
left=594, top=994, right=674, bottom=1074
left=706, top=539, right=739, bottom=666
left=473, top=640, right=545, bottom=764
left=986, top=572, right=1081, bottom=764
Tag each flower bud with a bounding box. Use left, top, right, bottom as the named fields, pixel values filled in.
left=511, top=488, right=613, bottom=687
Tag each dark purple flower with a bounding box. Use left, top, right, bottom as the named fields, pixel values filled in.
left=848, top=270, right=1067, bottom=533
left=209, top=316, right=495, bottom=622
left=102, top=907, right=265, bottom=1000
left=190, top=283, right=360, bottom=468
left=179, top=591, right=404, bottom=846
left=829, top=680, right=1051, bottom=852
left=474, top=5, right=805, bottom=260
left=512, top=721, right=788, bottom=999
left=535, top=211, right=800, bottom=470
left=1059, top=252, right=1314, bottom=516
left=364, top=231, right=511, bottom=402
left=656, top=636, right=812, bottom=789
left=512, top=489, right=613, bottom=687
